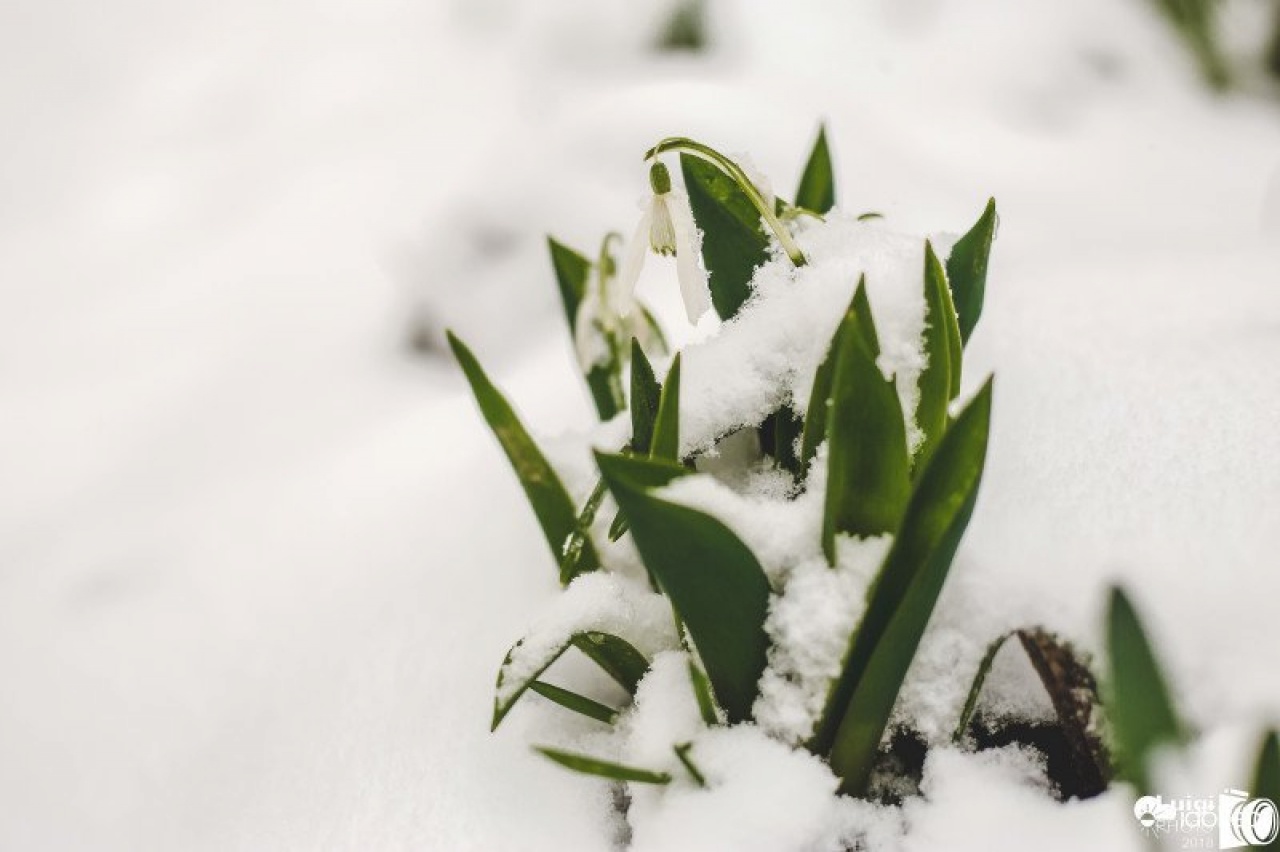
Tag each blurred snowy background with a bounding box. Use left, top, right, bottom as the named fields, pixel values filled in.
left=2, top=0, right=1279, bottom=849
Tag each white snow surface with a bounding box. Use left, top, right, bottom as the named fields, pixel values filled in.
left=3, top=0, right=1280, bottom=850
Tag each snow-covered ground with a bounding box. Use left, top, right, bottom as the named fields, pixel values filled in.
left=1, top=0, right=1278, bottom=849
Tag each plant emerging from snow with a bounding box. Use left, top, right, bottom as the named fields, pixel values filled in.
left=448, top=127, right=1277, bottom=848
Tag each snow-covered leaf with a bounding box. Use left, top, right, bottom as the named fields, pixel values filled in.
left=821, top=298, right=911, bottom=564
left=800, top=276, right=877, bottom=473
left=944, top=199, right=997, bottom=344
left=492, top=629, right=651, bottom=731
left=795, top=124, right=835, bottom=215
left=448, top=332, right=598, bottom=581
left=597, top=451, right=770, bottom=723
left=820, top=378, right=993, bottom=795
left=681, top=153, right=769, bottom=320
left=534, top=747, right=671, bottom=785
left=1105, top=586, right=1185, bottom=788
left=558, top=480, right=608, bottom=585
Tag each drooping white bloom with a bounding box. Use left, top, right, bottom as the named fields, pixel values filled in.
left=615, top=162, right=712, bottom=324
left=573, top=245, right=664, bottom=372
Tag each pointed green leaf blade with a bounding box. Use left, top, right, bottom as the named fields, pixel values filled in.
left=448, top=332, right=598, bottom=580
left=820, top=379, right=993, bottom=794
left=822, top=302, right=911, bottom=563
left=630, top=339, right=661, bottom=456
left=597, top=452, right=770, bottom=723
left=681, top=153, right=770, bottom=320
left=534, top=747, right=671, bottom=785
left=945, top=199, right=997, bottom=344
left=795, top=124, right=835, bottom=214
left=558, top=479, right=609, bottom=586
left=571, top=632, right=651, bottom=694
left=801, top=276, right=878, bottom=473
left=548, top=236, right=590, bottom=332
left=1252, top=730, right=1280, bottom=804
left=650, top=354, right=682, bottom=462
left=529, top=681, right=619, bottom=725
left=916, top=241, right=956, bottom=465
left=1106, top=586, right=1185, bottom=789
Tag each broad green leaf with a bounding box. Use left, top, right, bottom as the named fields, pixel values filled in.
left=820, top=379, right=993, bottom=795
left=681, top=153, right=770, bottom=320
left=651, top=354, right=682, bottom=462
left=822, top=301, right=911, bottom=564
left=800, top=276, right=878, bottom=473
left=597, top=452, right=770, bottom=723
left=571, top=632, right=650, bottom=694
left=547, top=236, right=590, bottom=331
left=673, top=742, right=707, bottom=786
left=688, top=659, right=721, bottom=725
left=529, top=681, right=619, bottom=725
left=795, top=124, right=835, bottom=215
left=915, top=241, right=955, bottom=465
left=535, top=747, right=671, bottom=784
left=1252, top=730, right=1280, bottom=804
left=1106, top=586, right=1185, bottom=789
left=630, top=339, right=661, bottom=456
left=448, top=332, right=598, bottom=580
left=492, top=630, right=650, bottom=731
left=559, top=479, right=608, bottom=585
left=945, top=199, right=997, bottom=344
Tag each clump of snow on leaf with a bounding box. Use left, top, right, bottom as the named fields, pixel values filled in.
left=678, top=213, right=932, bottom=455
left=754, top=535, right=893, bottom=745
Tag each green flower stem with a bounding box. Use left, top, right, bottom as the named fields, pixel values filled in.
left=644, top=137, right=808, bottom=267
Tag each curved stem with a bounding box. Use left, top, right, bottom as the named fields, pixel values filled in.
left=645, top=137, right=808, bottom=267
left=595, top=231, right=624, bottom=291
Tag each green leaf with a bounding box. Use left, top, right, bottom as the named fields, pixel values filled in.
left=534, top=747, right=672, bottom=784
left=547, top=236, right=590, bottom=332
left=630, top=339, right=661, bottom=456
left=688, top=659, right=721, bottom=725
left=493, top=630, right=650, bottom=731
left=915, top=241, right=957, bottom=464
left=448, top=332, right=598, bottom=581
left=821, top=300, right=911, bottom=564
left=597, top=452, right=770, bottom=723
left=681, top=153, right=770, bottom=320
left=673, top=742, right=707, bottom=786
left=800, top=276, right=878, bottom=474
left=570, top=632, right=651, bottom=694
left=945, top=199, right=997, bottom=344
left=1252, top=730, right=1280, bottom=804
left=585, top=365, right=625, bottom=422
left=529, top=681, right=619, bottom=725
left=1106, top=586, right=1185, bottom=789
left=651, top=354, right=682, bottom=462
left=795, top=124, right=835, bottom=215
left=820, top=379, right=993, bottom=795
left=559, top=479, right=608, bottom=585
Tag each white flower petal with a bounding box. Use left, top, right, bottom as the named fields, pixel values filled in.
left=573, top=291, right=607, bottom=371
left=666, top=192, right=712, bottom=322
left=612, top=208, right=652, bottom=315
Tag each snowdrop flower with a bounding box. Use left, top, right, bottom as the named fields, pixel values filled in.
left=573, top=234, right=664, bottom=373
left=615, top=162, right=712, bottom=324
